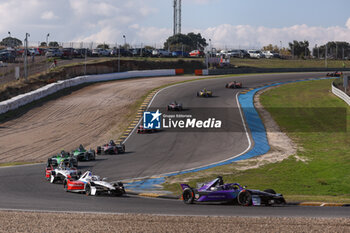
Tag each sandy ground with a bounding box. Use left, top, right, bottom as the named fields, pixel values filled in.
left=0, top=75, right=201, bottom=164
left=0, top=211, right=349, bottom=233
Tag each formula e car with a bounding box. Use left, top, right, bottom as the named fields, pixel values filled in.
left=45, top=161, right=81, bottom=183
left=225, top=81, right=242, bottom=88
left=96, top=140, right=125, bottom=155
left=71, top=145, right=96, bottom=161
left=197, top=89, right=212, bottom=97
left=137, top=125, right=157, bottom=134
left=167, top=101, right=183, bottom=111
left=47, top=150, right=78, bottom=168
left=181, top=176, right=286, bottom=206
left=63, top=171, right=125, bottom=196
left=326, top=71, right=342, bottom=77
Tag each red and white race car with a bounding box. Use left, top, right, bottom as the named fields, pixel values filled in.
left=45, top=162, right=80, bottom=183
left=137, top=125, right=157, bottom=134
left=225, top=81, right=242, bottom=88
left=63, top=171, right=125, bottom=196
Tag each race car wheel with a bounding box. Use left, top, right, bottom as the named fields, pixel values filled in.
left=264, top=189, right=276, bottom=194
left=63, top=180, right=68, bottom=192
left=237, top=190, right=252, bottom=206
left=50, top=174, right=56, bottom=184
left=225, top=84, right=228, bottom=88
left=96, top=146, right=101, bottom=155
left=85, top=184, right=91, bottom=196
left=182, top=188, right=195, bottom=204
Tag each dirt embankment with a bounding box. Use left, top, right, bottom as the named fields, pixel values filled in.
left=0, top=59, right=205, bottom=102
left=0, top=75, right=202, bottom=164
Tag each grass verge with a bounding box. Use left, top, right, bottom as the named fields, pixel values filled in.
left=163, top=79, right=350, bottom=203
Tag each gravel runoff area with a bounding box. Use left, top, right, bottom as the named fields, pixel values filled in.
left=0, top=211, right=349, bottom=233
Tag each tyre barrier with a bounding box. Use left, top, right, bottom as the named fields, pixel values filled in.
left=0, top=69, right=176, bottom=115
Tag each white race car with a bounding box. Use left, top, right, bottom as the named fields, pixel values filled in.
left=47, top=162, right=80, bottom=184
left=64, top=171, right=125, bottom=196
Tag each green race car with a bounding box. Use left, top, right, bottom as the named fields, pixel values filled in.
left=47, top=150, right=78, bottom=168
left=197, top=88, right=213, bottom=97
left=71, top=144, right=96, bottom=161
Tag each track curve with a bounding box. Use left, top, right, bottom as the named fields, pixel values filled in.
left=1, top=72, right=348, bottom=217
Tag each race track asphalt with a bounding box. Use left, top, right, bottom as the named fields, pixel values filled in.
left=1, top=72, right=348, bottom=217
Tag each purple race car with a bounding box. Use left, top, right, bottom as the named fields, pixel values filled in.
left=180, top=176, right=286, bottom=206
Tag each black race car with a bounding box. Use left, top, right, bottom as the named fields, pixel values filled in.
left=167, top=101, right=183, bottom=111
left=96, top=140, right=125, bottom=155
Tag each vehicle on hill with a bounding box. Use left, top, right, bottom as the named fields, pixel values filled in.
left=96, top=140, right=125, bottom=155
left=181, top=176, right=286, bottom=206
left=197, top=88, right=213, bottom=97
left=225, top=81, right=242, bottom=88
left=64, top=171, right=125, bottom=196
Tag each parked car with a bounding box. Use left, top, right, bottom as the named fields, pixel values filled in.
left=262, top=51, right=280, bottom=59
left=0, top=51, right=16, bottom=62
left=73, top=49, right=87, bottom=58
left=152, top=49, right=171, bottom=57
left=227, top=50, right=242, bottom=58
left=62, top=48, right=74, bottom=59
left=172, top=51, right=189, bottom=57
left=189, top=50, right=204, bottom=57
left=240, top=50, right=250, bottom=58
left=28, top=48, right=40, bottom=56
left=45, top=48, right=63, bottom=58
left=110, top=48, right=133, bottom=57
left=248, top=50, right=265, bottom=59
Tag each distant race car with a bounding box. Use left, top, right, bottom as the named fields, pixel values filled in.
left=180, top=176, right=286, bottom=206
left=45, top=161, right=80, bottom=183
left=96, top=140, right=125, bottom=155
left=63, top=171, right=125, bottom=196
left=47, top=150, right=78, bottom=168
left=167, top=101, right=183, bottom=111
left=326, top=71, right=342, bottom=77
left=71, top=144, right=96, bottom=161
left=137, top=125, right=157, bottom=134
left=225, top=81, right=242, bottom=88
left=197, top=89, right=213, bottom=97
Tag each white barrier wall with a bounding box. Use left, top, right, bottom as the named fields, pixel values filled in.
left=0, top=69, right=176, bottom=115
left=332, top=83, right=350, bottom=106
